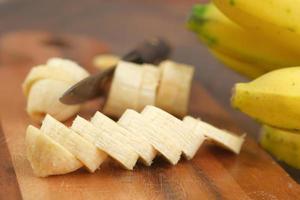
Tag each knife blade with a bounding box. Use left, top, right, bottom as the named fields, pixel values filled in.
left=59, top=37, right=171, bottom=105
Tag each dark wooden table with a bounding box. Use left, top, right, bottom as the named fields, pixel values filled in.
left=1, top=0, right=299, bottom=182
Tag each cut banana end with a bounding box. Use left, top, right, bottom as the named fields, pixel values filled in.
left=156, top=60, right=194, bottom=117
left=26, top=125, right=82, bottom=177
left=71, top=116, right=138, bottom=170
left=183, top=116, right=245, bottom=154
left=141, top=105, right=202, bottom=160
left=41, top=115, right=107, bottom=172
left=27, top=79, right=81, bottom=123
left=260, top=125, right=300, bottom=169
left=118, top=109, right=182, bottom=165
left=103, top=61, right=143, bottom=118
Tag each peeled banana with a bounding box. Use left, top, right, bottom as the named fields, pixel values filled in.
left=187, top=3, right=300, bottom=77
left=213, top=0, right=300, bottom=53
left=26, top=106, right=246, bottom=177
left=260, top=125, right=300, bottom=169
left=232, top=67, right=300, bottom=130
left=26, top=125, right=82, bottom=177
left=156, top=60, right=194, bottom=117
left=23, top=58, right=89, bottom=123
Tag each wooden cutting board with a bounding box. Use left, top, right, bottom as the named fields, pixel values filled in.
left=0, top=31, right=299, bottom=200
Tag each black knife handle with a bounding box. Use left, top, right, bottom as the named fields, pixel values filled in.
left=122, top=37, right=171, bottom=64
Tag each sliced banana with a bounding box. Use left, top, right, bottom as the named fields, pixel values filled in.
left=91, top=112, right=148, bottom=163
left=141, top=105, right=200, bottom=160
left=183, top=116, right=245, bottom=154
left=27, top=79, right=81, bottom=123
left=41, top=115, right=107, bottom=172
left=46, top=58, right=89, bottom=82
left=137, top=64, right=160, bottom=111
left=22, top=65, right=75, bottom=97
left=23, top=58, right=89, bottom=123
left=103, top=61, right=143, bottom=118
left=26, top=125, right=82, bottom=177
left=156, top=60, right=194, bottom=117
left=118, top=109, right=181, bottom=165
left=71, top=116, right=138, bottom=170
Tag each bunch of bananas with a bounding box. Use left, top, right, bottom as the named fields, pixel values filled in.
left=188, top=1, right=300, bottom=169
left=187, top=2, right=300, bottom=79
left=232, top=67, right=300, bottom=169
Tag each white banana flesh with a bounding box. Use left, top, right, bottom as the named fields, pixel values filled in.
left=183, top=116, right=245, bottom=154
left=26, top=125, right=82, bottom=177
left=103, top=61, right=143, bottom=118
left=137, top=64, right=160, bottom=111
left=156, top=60, right=194, bottom=117
left=71, top=116, right=138, bottom=170
left=103, top=61, right=160, bottom=118
left=26, top=106, right=246, bottom=177
left=22, top=58, right=89, bottom=123
left=27, top=79, right=81, bottom=122
left=118, top=109, right=180, bottom=165
left=41, top=115, right=107, bottom=172
left=141, top=105, right=201, bottom=160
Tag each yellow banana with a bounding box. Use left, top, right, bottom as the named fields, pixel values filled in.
left=232, top=67, right=300, bottom=130
left=187, top=3, right=300, bottom=72
left=210, top=49, right=267, bottom=79
left=260, top=125, right=300, bottom=169
left=213, top=0, right=300, bottom=53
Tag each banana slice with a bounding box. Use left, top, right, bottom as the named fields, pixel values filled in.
left=22, top=65, right=75, bottom=97
left=26, top=125, right=82, bottom=177
left=183, top=116, right=245, bottom=154
left=137, top=64, right=160, bottom=111
left=23, top=58, right=89, bottom=123
left=27, top=79, right=81, bottom=122
left=141, top=105, right=201, bottom=160
left=91, top=112, right=150, bottom=164
left=103, top=61, right=143, bottom=118
left=156, top=60, right=194, bottom=117
left=71, top=116, right=138, bottom=170
left=41, top=115, right=107, bottom=172
left=46, top=58, right=89, bottom=82
left=118, top=109, right=181, bottom=165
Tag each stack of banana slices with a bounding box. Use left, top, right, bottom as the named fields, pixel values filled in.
left=22, top=58, right=89, bottom=123
left=26, top=105, right=245, bottom=177
left=103, top=60, right=194, bottom=118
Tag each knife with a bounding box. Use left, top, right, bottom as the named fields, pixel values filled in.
left=59, top=38, right=171, bottom=105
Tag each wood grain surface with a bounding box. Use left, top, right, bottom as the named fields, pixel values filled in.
left=0, top=31, right=299, bottom=200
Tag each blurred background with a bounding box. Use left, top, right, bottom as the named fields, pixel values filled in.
left=0, top=0, right=258, bottom=137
